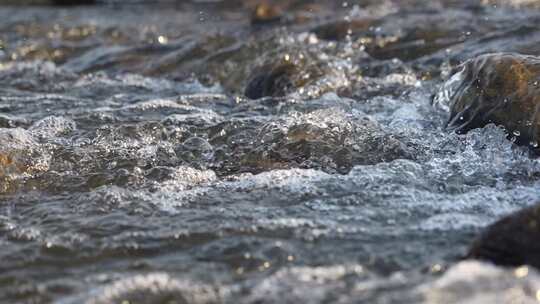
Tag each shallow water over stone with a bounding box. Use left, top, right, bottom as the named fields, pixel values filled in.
left=1, top=1, right=540, bottom=303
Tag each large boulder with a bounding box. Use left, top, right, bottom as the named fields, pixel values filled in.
left=467, top=203, right=540, bottom=268
left=440, top=53, right=540, bottom=148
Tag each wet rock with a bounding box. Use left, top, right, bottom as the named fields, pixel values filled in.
left=244, top=62, right=299, bottom=99
left=29, top=116, right=76, bottom=141
left=216, top=109, right=411, bottom=174
left=467, top=203, right=540, bottom=269
left=243, top=42, right=357, bottom=100
left=244, top=264, right=370, bottom=304
left=0, top=128, right=48, bottom=193
left=441, top=53, right=540, bottom=148
left=251, top=2, right=283, bottom=25
left=421, top=260, right=540, bottom=304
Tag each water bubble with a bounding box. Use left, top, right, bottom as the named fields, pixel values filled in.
left=198, top=11, right=206, bottom=22
left=514, top=266, right=529, bottom=278
left=157, top=36, right=168, bottom=45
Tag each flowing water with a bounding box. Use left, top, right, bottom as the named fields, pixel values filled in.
left=2, top=0, right=540, bottom=303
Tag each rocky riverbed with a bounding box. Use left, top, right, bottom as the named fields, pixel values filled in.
left=2, top=0, right=540, bottom=303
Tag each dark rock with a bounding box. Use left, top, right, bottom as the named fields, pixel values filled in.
left=442, top=53, right=540, bottom=148
left=219, top=110, right=411, bottom=175
left=244, top=62, right=299, bottom=99
left=467, top=203, right=540, bottom=269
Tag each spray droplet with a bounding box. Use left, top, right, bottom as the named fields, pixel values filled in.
left=157, top=35, right=168, bottom=45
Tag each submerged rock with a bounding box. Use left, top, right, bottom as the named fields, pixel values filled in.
left=421, top=260, right=540, bottom=304
left=214, top=109, right=411, bottom=174
left=244, top=62, right=299, bottom=99
left=0, top=128, right=47, bottom=193
left=467, top=203, right=540, bottom=268
left=440, top=53, right=540, bottom=148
